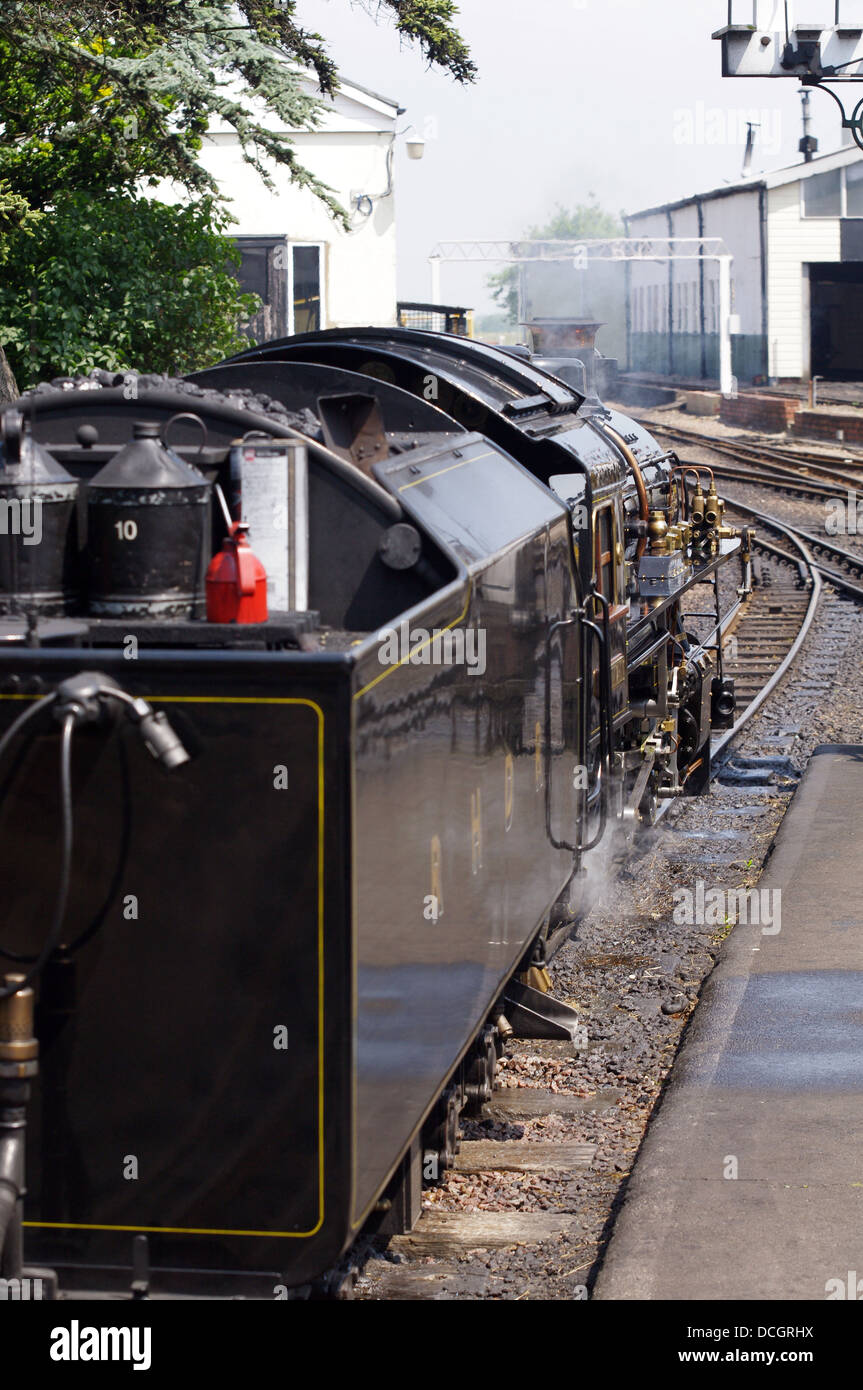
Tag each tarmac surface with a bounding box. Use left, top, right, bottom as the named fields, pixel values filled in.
left=594, top=745, right=863, bottom=1301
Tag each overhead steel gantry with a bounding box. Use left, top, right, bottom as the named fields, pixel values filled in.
left=715, top=2, right=863, bottom=148
left=426, top=238, right=736, bottom=396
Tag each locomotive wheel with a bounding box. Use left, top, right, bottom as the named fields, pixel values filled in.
left=639, top=786, right=659, bottom=827
left=464, top=1026, right=498, bottom=1115
left=422, top=1084, right=462, bottom=1180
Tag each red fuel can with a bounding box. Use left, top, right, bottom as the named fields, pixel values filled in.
left=205, top=522, right=268, bottom=624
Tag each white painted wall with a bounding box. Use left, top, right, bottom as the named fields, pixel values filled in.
left=701, top=190, right=764, bottom=337
left=628, top=148, right=863, bottom=379
left=668, top=201, right=700, bottom=336
left=628, top=190, right=764, bottom=337
left=158, top=78, right=400, bottom=330
left=627, top=211, right=671, bottom=335
left=766, top=180, right=840, bottom=379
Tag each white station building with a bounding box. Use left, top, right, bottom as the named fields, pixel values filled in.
left=187, top=74, right=404, bottom=338
left=625, top=143, right=863, bottom=385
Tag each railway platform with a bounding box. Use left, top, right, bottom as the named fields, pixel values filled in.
left=594, top=745, right=863, bottom=1301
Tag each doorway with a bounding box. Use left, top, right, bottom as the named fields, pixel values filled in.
left=810, top=262, right=863, bottom=379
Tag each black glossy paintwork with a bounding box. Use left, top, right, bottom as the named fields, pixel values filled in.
left=224, top=329, right=646, bottom=603
left=349, top=438, right=580, bottom=1222
left=1, top=334, right=737, bottom=1295
left=2, top=372, right=586, bottom=1293
left=229, top=327, right=579, bottom=418
left=0, top=649, right=351, bottom=1287
left=188, top=360, right=464, bottom=439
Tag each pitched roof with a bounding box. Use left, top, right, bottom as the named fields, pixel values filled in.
left=628, top=142, right=863, bottom=221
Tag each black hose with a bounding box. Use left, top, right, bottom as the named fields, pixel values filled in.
left=0, top=1180, right=18, bottom=1271
left=0, top=1135, right=20, bottom=1272
left=0, top=695, right=59, bottom=962
left=0, top=692, right=55, bottom=766
left=0, top=729, right=131, bottom=964
left=66, top=732, right=131, bottom=955
left=0, top=714, right=75, bottom=1002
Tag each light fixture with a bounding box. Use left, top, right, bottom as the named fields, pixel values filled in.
left=406, top=134, right=425, bottom=161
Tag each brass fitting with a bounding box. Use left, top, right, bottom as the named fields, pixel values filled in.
left=648, top=509, right=669, bottom=553
left=0, top=974, right=38, bottom=1063
left=690, top=483, right=706, bottom=525
left=667, top=521, right=692, bottom=551
left=704, top=483, right=721, bottom=527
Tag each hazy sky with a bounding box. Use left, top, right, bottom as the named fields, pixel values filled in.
left=296, top=0, right=848, bottom=312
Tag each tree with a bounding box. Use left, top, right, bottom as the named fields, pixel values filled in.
left=0, top=3, right=476, bottom=227
left=0, top=194, right=260, bottom=382
left=0, top=181, right=41, bottom=248
left=488, top=200, right=624, bottom=324
left=0, top=3, right=475, bottom=384
left=0, top=181, right=41, bottom=399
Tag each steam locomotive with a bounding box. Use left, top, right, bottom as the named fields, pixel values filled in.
left=0, top=329, right=748, bottom=1298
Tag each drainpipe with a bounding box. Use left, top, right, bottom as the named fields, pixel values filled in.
left=759, top=184, right=769, bottom=381
left=666, top=208, right=674, bottom=378
left=623, top=213, right=632, bottom=373
left=697, top=197, right=707, bottom=381
left=719, top=254, right=734, bottom=396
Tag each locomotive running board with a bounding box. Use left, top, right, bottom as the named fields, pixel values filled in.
left=502, top=980, right=584, bottom=1044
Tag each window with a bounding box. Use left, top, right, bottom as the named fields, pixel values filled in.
left=798, top=161, right=863, bottom=218
left=234, top=236, right=289, bottom=341
left=291, top=245, right=323, bottom=333
left=803, top=167, right=845, bottom=218
left=654, top=284, right=665, bottom=333
left=706, top=278, right=717, bottom=333
left=594, top=507, right=615, bottom=606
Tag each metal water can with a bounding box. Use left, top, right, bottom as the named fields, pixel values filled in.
left=87, top=421, right=211, bottom=617
left=0, top=410, right=79, bottom=616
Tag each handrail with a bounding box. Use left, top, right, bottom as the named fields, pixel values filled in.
left=578, top=590, right=614, bottom=853
left=544, top=612, right=579, bottom=853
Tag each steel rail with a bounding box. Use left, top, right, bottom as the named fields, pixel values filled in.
left=724, top=492, right=863, bottom=599
left=652, top=511, right=823, bottom=823
left=648, top=421, right=863, bottom=491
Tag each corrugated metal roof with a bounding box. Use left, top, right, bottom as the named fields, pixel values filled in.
left=628, top=143, right=863, bottom=222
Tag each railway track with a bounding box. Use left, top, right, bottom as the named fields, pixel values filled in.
left=644, top=422, right=863, bottom=597
left=714, top=532, right=819, bottom=753
left=645, top=419, right=863, bottom=500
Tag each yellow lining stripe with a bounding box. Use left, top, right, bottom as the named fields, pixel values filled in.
left=3, top=693, right=326, bottom=1240
left=352, top=445, right=497, bottom=698
left=353, top=585, right=472, bottom=701
left=396, top=448, right=494, bottom=491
